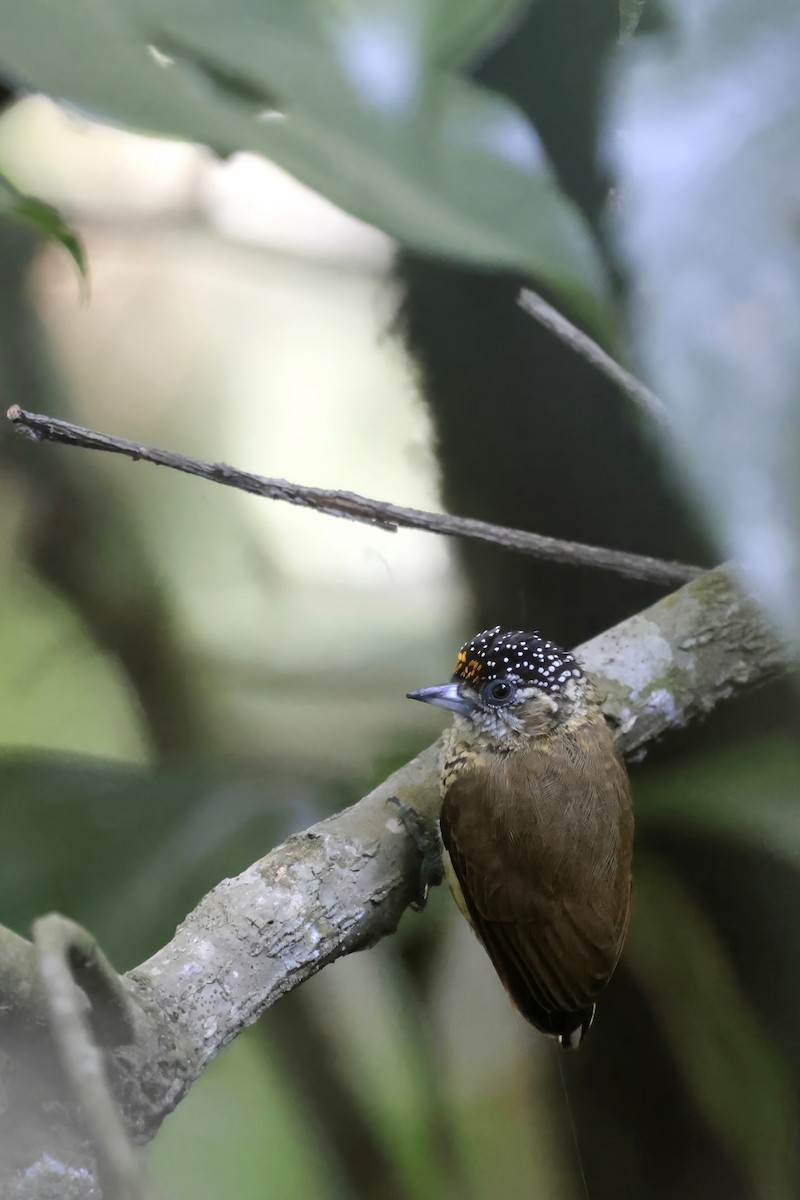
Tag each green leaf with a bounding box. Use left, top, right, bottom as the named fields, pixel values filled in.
left=0, top=752, right=318, bottom=968
left=609, top=0, right=800, bottom=649
left=0, top=169, right=87, bottom=284
left=637, top=736, right=800, bottom=869
left=420, top=0, right=534, bottom=68
left=627, top=856, right=795, bottom=1199
left=0, top=0, right=611, bottom=335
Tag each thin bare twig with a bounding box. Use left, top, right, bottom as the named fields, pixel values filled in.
left=517, top=288, right=668, bottom=425
left=6, top=406, right=700, bottom=588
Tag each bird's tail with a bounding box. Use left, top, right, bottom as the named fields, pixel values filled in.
left=558, top=1005, right=595, bottom=1050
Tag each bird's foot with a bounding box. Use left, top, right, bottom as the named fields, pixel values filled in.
left=387, top=796, right=444, bottom=911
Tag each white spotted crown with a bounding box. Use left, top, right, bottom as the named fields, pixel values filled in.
left=453, top=626, right=583, bottom=695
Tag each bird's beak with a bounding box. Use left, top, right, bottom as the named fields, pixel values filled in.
left=406, top=682, right=475, bottom=716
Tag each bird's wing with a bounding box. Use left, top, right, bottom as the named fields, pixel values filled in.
left=440, top=756, right=631, bottom=1030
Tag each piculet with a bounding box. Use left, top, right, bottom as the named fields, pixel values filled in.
left=407, top=626, right=633, bottom=1049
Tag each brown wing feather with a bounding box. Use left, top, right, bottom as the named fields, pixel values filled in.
left=440, top=722, right=633, bottom=1039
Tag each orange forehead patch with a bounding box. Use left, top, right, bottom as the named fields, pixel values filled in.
left=454, top=650, right=486, bottom=684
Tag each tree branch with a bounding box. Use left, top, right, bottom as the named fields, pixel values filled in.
left=7, top=564, right=789, bottom=1197
left=5, top=406, right=701, bottom=588
left=32, top=917, right=159, bottom=1200
left=131, top=567, right=785, bottom=1079
left=517, top=288, right=668, bottom=425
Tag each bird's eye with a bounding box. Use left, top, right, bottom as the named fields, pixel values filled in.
left=482, top=679, right=516, bottom=706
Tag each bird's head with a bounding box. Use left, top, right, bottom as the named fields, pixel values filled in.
left=408, top=626, right=591, bottom=743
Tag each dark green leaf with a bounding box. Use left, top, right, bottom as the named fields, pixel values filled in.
left=0, top=752, right=320, bottom=968
left=627, top=856, right=794, bottom=1199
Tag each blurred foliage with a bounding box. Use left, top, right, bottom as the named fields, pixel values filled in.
left=0, top=753, right=312, bottom=968
left=619, top=0, right=648, bottom=37
left=638, top=737, right=800, bottom=868
left=0, top=168, right=86, bottom=283
left=151, top=1028, right=333, bottom=1200
left=627, top=854, right=793, bottom=1199
left=0, top=0, right=798, bottom=1199
left=0, top=0, right=610, bottom=333
left=611, top=0, right=800, bottom=652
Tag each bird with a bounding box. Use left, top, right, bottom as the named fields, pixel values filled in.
left=406, top=625, right=633, bottom=1049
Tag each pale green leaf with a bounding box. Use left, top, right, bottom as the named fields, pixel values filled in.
left=0, top=0, right=611, bottom=334
left=610, top=0, right=800, bottom=648
left=619, top=0, right=648, bottom=38
left=421, top=0, right=534, bottom=67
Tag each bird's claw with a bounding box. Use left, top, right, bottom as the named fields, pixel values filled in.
left=387, top=796, right=444, bottom=911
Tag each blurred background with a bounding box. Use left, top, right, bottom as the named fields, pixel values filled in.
left=1, top=2, right=799, bottom=1199
left=0, top=92, right=560, bottom=1200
